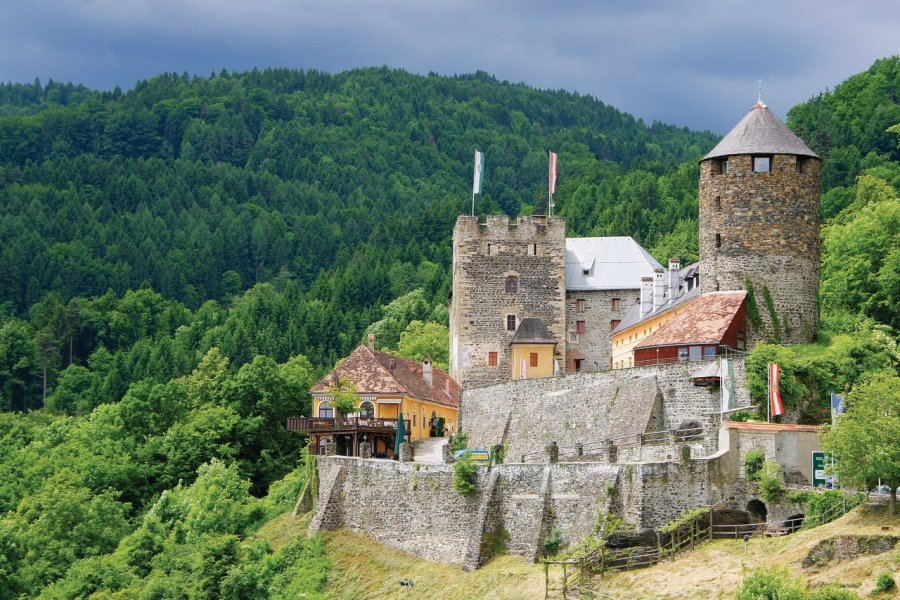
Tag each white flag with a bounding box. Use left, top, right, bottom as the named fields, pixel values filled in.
left=473, top=150, right=484, bottom=195
left=549, top=151, right=558, bottom=195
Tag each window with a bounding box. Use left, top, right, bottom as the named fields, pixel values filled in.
left=318, top=402, right=333, bottom=418
left=797, top=158, right=809, bottom=174
left=574, top=359, right=584, bottom=372
left=576, top=320, right=586, bottom=334
left=721, top=159, right=729, bottom=174
left=413, top=413, right=416, bottom=426
left=703, top=346, right=716, bottom=360
left=610, top=319, right=621, bottom=332
left=715, top=196, right=721, bottom=211
left=529, top=352, right=538, bottom=368
left=714, top=159, right=728, bottom=174
left=576, top=298, right=585, bottom=312
left=505, top=275, right=518, bottom=293
left=487, top=243, right=493, bottom=256
left=753, top=156, right=771, bottom=173
left=678, top=347, right=689, bottom=361
left=527, top=243, right=537, bottom=256
left=360, top=401, right=375, bottom=418
left=506, top=314, right=517, bottom=331
left=488, top=351, right=498, bottom=367
left=689, top=346, right=703, bottom=361
left=611, top=298, right=621, bottom=311
left=715, top=233, right=721, bottom=248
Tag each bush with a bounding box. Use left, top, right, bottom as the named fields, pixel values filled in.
left=874, top=572, right=896, bottom=594
left=542, top=528, right=563, bottom=556
left=758, top=460, right=785, bottom=504
left=449, top=432, right=469, bottom=452
left=735, top=565, right=805, bottom=600
left=745, top=449, right=765, bottom=482
left=452, top=452, right=478, bottom=496
left=808, top=586, right=862, bottom=599
left=805, top=490, right=860, bottom=527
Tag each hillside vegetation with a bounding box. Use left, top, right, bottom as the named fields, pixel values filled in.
left=0, top=58, right=897, bottom=597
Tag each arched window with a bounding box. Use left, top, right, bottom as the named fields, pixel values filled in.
left=505, top=275, right=519, bottom=293
left=318, top=401, right=333, bottom=418
left=359, top=401, right=375, bottom=418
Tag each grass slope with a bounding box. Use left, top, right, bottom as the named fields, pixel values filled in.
left=591, top=504, right=899, bottom=599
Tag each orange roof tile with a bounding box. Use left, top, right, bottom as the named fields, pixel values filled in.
left=312, top=345, right=460, bottom=408
left=634, top=291, right=746, bottom=349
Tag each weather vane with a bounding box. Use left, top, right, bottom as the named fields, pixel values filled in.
left=758, top=80, right=763, bottom=103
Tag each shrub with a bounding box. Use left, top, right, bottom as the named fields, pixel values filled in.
left=808, top=586, right=862, bottom=599
left=491, top=442, right=508, bottom=465
left=758, top=460, right=785, bottom=504
left=805, top=490, right=861, bottom=527
left=452, top=452, right=478, bottom=496
left=449, top=432, right=469, bottom=452
left=735, top=565, right=805, bottom=600
left=542, top=528, right=563, bottom=556
left=744, top=449, right=765, bottom=481
left=875, top=572, right=896, bottom=594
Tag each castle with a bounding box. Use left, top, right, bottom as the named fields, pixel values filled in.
left=450, top=100, right=820, bottom=386
left=305, top=101, right=828, bottom=572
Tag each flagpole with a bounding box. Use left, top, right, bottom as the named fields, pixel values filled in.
left=766, top=363, right=771, bottom=423
left=548, top=150, right=552, bottom=217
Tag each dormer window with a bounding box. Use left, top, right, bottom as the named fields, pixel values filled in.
left=753, top=156, right=772, bottom=173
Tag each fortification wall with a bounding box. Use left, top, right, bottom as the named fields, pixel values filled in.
left=460, top=360, right=749, bottom=460
left=699, top=154, right=820, bottom=344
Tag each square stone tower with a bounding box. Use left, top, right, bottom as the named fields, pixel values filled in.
left=450, top=215, right=567, bottom=388
left=699, top=101, right=820, bottom=345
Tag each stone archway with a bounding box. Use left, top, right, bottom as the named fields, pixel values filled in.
left=746, top=499, right=767, bottom=523
left=786, top=513, right=805, bottom=533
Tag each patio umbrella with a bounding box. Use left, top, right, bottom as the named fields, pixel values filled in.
left=394, top=411, right=405, bottom=457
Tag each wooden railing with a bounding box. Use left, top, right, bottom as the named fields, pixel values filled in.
left=286, top=416, right=410, bottom=433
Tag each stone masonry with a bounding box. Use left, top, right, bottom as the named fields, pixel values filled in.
left=450, top=215, right=567, bottom=388
left=565, top=289, right=638, bottom=371
left=699, top=154, right=820, bottom=344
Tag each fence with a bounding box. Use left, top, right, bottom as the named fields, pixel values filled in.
left=544, top=491, right=863, bottom=598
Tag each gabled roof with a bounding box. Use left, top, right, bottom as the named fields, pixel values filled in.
left=703, top=101, right=819, bottom=161
left=312, top=345, right=460, bottom=408
left=612, top=262, right=701, bottom=335
left=509, top=318, right=556, bottom=345
left=634, top=291, right=746, bottom=350
left=565, top=237, right=663, bottom=291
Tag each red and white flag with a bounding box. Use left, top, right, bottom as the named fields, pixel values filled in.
left=768, top=362, right=784, bottom=417
left=549, top=151, right=558, bottom=195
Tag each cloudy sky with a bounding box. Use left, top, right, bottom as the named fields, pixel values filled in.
left=1, top=0, right=897, bottom=133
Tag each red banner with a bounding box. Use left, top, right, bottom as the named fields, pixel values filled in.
left=768, top=362, right=784, bottom=417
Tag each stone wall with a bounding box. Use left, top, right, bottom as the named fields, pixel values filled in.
left=565, top=289, right=638, bottom=371
left=310, top=456, right=620, bottom=568
left=699, top=154, right=820, bottom=344
left=460, top=360, right=749, bottom=460
left=450, top=215, right=568, bottom=388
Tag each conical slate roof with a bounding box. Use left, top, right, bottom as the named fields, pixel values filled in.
left=703, top=101, right=818, bottom=161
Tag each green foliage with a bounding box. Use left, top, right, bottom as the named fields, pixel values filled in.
left=452, top=451, right=478, bottom=496
left=761, top=286, right=781, bottom=342
left=327, top=376, right=359, bottom=417
left=874, top=572, right=896, bottom=594
left=491, top=442, right=508, bottom=465
left=395, top=319, right=450, bottom=370
left=758, top=460, right=785, bottom=505
left=735, top=565, right=805, bottom=600
left=658, top=507, right=709, bottom=536
left=807, top=586, right=862, bottom=599
left=806, top=491, right=846, bottom=526
left=541, top=527, right=564, bottom=557
left=743, top=279, right=764, bottom=330
left=822, top=371, right=900, bottom=514
left=744, top=449, right=766, bottom=482
left=450, top=432, right=469, bottom=452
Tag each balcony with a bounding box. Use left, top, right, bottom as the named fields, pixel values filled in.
left=286, top=416, right=410, bottom=435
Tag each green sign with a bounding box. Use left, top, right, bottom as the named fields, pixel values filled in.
left=812, top=451, right=835, bottom=488
left=455, top=449, right=491, bottom=464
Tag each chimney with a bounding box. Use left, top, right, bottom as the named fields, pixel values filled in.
left=422, top=355, right=433, bottom=386
left=445, top=378, right=451, bottom=395
left=367, top=333, right=375, bottom=351
left=668, top=258, right=681, bottom=304
left=640, top=276, right=654, bottom=317
left=653, top=268, right=666, bottom=312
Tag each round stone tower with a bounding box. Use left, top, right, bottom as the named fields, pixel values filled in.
left=699, top=101, right=820, bottom=345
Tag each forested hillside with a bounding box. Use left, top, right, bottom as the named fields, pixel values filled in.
left=0, top=59, right=897, bottom=597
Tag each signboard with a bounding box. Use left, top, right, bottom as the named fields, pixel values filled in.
left=455, top=449, right=491, bottom=465
left=812, top=451, right=835, bottom=488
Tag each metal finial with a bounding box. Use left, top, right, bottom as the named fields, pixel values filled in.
left=758, top=80, right=762, bottom=103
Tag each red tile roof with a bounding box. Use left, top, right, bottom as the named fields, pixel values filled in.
left=725, top=421, right=822, bottom=433
left=312, top=345, right=460, bottom=408
left=634, top=291, right=746, bottom=350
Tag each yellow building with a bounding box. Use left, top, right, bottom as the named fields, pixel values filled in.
left=288, top=343, right=460, bottom=457
left=611, top=266, right=701, bottom=369
left=509, top=317, right=558, bottom=379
